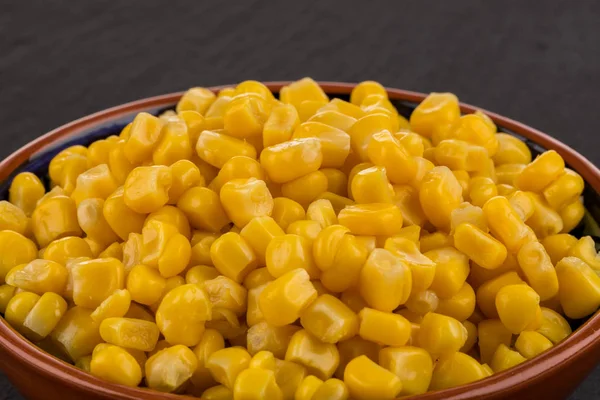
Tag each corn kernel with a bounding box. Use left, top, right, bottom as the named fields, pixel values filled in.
left=145, top=344, right=198, bottom=392
left=430, top=352, right=489, bottom=390
left=9, top=172, right=46, bottom=217
left=285, top=329, right=339, bottom=380
left=367, top=129, right=417, bottom=184
left=99, top=317, right=159, bottom=351
left=0, top=231, right=37, bottom=282
left=259, top=269, right=317, bottom=326
left=515, top=150, right=565, bottom=192
left=536, top=307, right=572, bottom=344
left=266, top=234, right=319, bottom=279
left=490, top=344, right=526, bottom=373
left=281, top=170, right=328, bottom=208
left=260, top=138, right=322, bottom=184
left=90, top=344, right=142, bottom=387
left=271, top=197, right=306, bottom=231
left=496, top=284, right=541, bottom=334
left=419, top=166, right=463, bottom=230
left=359, top=249, right=411, bottom=311
left=344, top=355, right=402, bottom=400
left=177, top=186, right=230, bottom=232
left=493, top=133, right=532, bottom=165
left=32, top=195, right=82, bottom=247
left=556, top=256, right=600, bottom=319
left=51, top=306, right=103, bottom=361
left=379, top=346, right=433, bottom=396
left=418, top=312, right=468, bottom=356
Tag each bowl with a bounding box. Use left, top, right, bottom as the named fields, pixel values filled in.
left=1, top=82, right=599, bottom=400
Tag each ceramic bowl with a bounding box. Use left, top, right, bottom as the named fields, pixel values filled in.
left=1, top=82, right=599, bottom=400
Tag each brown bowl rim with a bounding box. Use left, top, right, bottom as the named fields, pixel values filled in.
left=0, top=81, right=599, bottom=400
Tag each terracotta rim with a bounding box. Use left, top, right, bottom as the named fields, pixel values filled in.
left=1, top=82, right=599, bottom=399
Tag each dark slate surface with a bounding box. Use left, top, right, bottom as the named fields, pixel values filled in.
left=1, top=1, right=599, bottom=399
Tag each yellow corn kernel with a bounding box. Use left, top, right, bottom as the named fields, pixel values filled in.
left=280, top=77, right=328, bottom=105
left=209, top=156, right=264, bottom=193
left=9, top=172, right=45, bottom=217
left=220, top=178, right=274, bottom=228
left=164, top=160, right=203, bottom=205
left=42, top=236, right=91, bottom=265
left=536, top=307, right=572, bottom=344
left=0, top=202, right=27, bottom=237
left=496, top=284, right=541, bottom=334
left=49, top=148, right=88, bottom=193
left=317, top=98, right=364, bottom=120
left=206, top=347, right=251, bottom=389
left=308, top=378, right=347, bottom=400
left=121, top=302, right=152, bottom=323
left=204, top=276, right=247, bottom=316
left=87, top=136, right=120, bottom=167
left=305, top=200, right=336, bottom=229
left=451, top=170, right=470, bottom=198
left=262, top=104, right=300, bottom=148
left=145, top=344, right=198, bottom=392
left=461, top=320, right=478, bottom=352
left=77, top=199, right=119, bottom=245
left=350, top=81, right=387, bottom=106
left=560, top=199, right=585, bottom=233
left=126, top=264, right=166, bottom=305
left=507, top=190, right=535, bottom=222
left=51, top=306, right=103, bottom=361
left=185, top=265, right=219, bottom=285
left=270, top=197, right=305, bottom=232
left=429, top=351, right=489, bottom=390
left=425, top=247, right=469, bottom=299
left=191, top=329, right=225, bottom=391
left=347, top=162, right=374, bottom=199
left=358, top=307, right=411, bottom=346
left=99, top=317, right=159, bottom=351
left=496, top=164, right=526, bottom=186
left=19, top=292, right=67, bottom=340
left=259, top=268, right=317, bottom=326
left=312, top=225, right=349, bottom=272
left=260, top=138, right=323, bottom=184
left=294, top=100, right=328, bottom=122
left=338, top=204, right=403, bottom=236
left=90, top=344, right=142, bottom=387
left=310, top=110, right=357, bottom=133
left=75, top=355, right=92, bottom=372
left=493, top=133, right=532, bottom=165
left=246, top=284, right=267, bottom=326
left=266, top=234, right=319, bottom=279
left=210, top=232, right=258, bottom=283
left=359, top=248, right=412, bottom=311
left=70, top=164, right=119, bottom=206
left=177, top=87, right=216, bottom=114
left=195, top=129, right=257, bottom=169
left=272, top=359, right=306, bottom=400
left=292, top=122, right=351, bottom=168
left=319, top=233, right=368, bottom=294
left=90, top=288, right=130, bottom=323
left=0, top=284, right=16, bottom=313
left=223, top=94, right=270, bottom=139
left=468, top=177, right=498, bottom=208
left=527, top=193, right=564, bottom=238
left=300, top=294, right=358, bottom=343
left=158, top=233, right=191, bottom=278
left=409, top=156, right=435, bottom=189
left=483, top=196, right=535, bottom=253
left=31, top=195, right=82, bottom=247
left=344, top=355, right=402, bottom=400
left=384, top=237, right=434, bottom=290
left=515, top=150, right=565, bottom=192
left=367, top=129, right=417, bottom=184
left=177, top=186, right=230, bottom=232
left=139, top=219, right=178, bottom=267
left=470, top=257, right=518, bottom=294
left=419, top=166, right=463, bottom=231
left=233, top=367, right=283, bottom=400
left=350, top=166, right=394, bottom=204
left=515, top=330, right=553, bottom=359
left=450, top=202, right=487, bottom=234
left=108, top=140, right=135, bottom=184
left=190, top=233, right=219, bottom=267
left=281, top=170, right=328, bottom=208
left=497, top=183, right=517, bottom=197
left=568, top=236, right=600, bottom=271
left=0, top=230, right=37, bottom=282
left=476, top=271, right=525, bottom=318
left=284, top=329, right=339, bottom=380
left=451, top=113, right=498, bottom=154
left=5, top=259, right=67, bottom=295
left=517, top=241, right=559, bottom=301
left=121, top=232, right=143, bottom=272
left=145, top=206, right=191, bottom=239
left=246, top=321, right=300, bottom=358
left=434, top=140, right=488, bottom=172
left=379, top=346, right=432, bottom=396
left=393, top=132, right=425, bottom=158
left=435, top=282, right=476, bottom=321
left=409, top=92, right=460, bottom=139
left=123, top=112, right=164, bottom=164
left=243, top=267, right=274, bottom=290
left=102, top=187, right=145, bottom=241
left=4, top=291, right=40, bottom=335
left=404, top=289, right=439, bottom=315
left=156, top=283, right=211, bottom=346
left=490, top=344, right=526, bottom=373
left=418, top=312, right=468, bottom=356
left=556, top=256, right=600, bottom=319
left=334, top=336, right=380, bottom=379
left=70, top=257, right=124, bottom=308
left=201, top=385, right=233, bottom=400
left=122, top=166, right=172, bottom=214
left=237, top=216, right=283, bottom=266
left=454, top=223, right=507, bottom=269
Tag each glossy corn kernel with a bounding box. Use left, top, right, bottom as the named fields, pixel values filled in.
left=434, top=140, right=488, bottom=172
left=468, top=253, right=518, bottom=292
left=4, top=291, right=40, bottom=335
left=190, top=329, right=225, bottom=391
left=454, top=223, right=507, bottom=269
left=0, top=201, right=28, bottom=237
left=108, top=140, right=136, bottom=184
left=292, top=122, right=351, bottom=168
left=560, top=199, right=585, bottom=233
left=367, top=129, right=417, bottom=184
left=568, top=236, right=600, bottom=271
left=280, top=170, right=328, bottom=208
left=246, top=322, right=299, bottom=359
left=469, top=177, right=498, bottom=208
left=177, top=186, right=230, bottom=232
left=490, top=344, right=526, bottom=373
left=51, top=306, right=103, bottom=361
left=556, top=257, right=600, bottom=319
left=312, top=225, right=349, bottom=272
left=70, top=258, right=124, bottom=308
left=9, top=172, right=45, bottom=217
left=304, top=200, right=335, bottom=230
left=219, top=178, right=274, bottom=228
left=418, top=312, right=468, bottom=356
left=300, top=294, right=358, bottom=343
left=210, top=157, right=264, bottom=194
left=379, top=346, right=432, bottom=395
left=271, top=197, right=306, bottom=231
left=196, top=129, right=257, bottom=169
left=236, top=216, right=283, bottom=267
left=435, top=282, right=476, bottom=321
left=76, top=200, right=118, bottom=246
left=495, top=284, right=541, bottom=334
left=284, top=329, right=339, bottom=380
left=344, top=355, right=402, bottom=400
left=156, top=283, right=211, bottom=346
left=528, top=193, right=564, bottom=238
left=425, top=247, right=469, bottom=299
left=5, top=259, right=68, bottom=295
left=122, top=166, right=172, bottom=214
left=515, top=330, right=553, bottom=359
left=19, top=291, right=67, bottom=340
left=99, top=317, right=159, bottom=351
left=177, top=87, right=216, bottom=114
left=419, top=166, right=463, bottom=230
left=515, top=150, right=565, bottom=192
left=223, top=94, right=270, bottom=139
left=204, top=276, right=247, bottom=317
left=87, top=136, right=120, bottom=168
left=248, top=351, right=276, bottom=371
left=450, top=202, right=487, bottom=233
left=0, top=284, right=16, bottom=313
left=262, top=104, right=300, bottom=147
left=49, top=147, right=89, bottom=193
left=265, top=234, right=319, bottom=279
left=41, top=236, right=91, bottom=265
left=205, top=347, right=251, bottom=389
left=338, top=204, right=403, bottom=236
left=451, top=113, right=498, bottom=154
left=90, top=289, right=130, bottom=322
left=349, top=81, right=387, bottom=106
left=405, top=289, right=439, bottom=315
left=90, top=344, right=142, bottom=387
left=320, top=233, right=368, bottom=293
left=493, top=133, right=532, bottom=165
left=243, top=267, right=274, bottom=290
left=210, top=232, right=258, bottom=283
left=384, top=237, right=434, bottom=290
left=495, top=163, right=526, bottom=186
left=259, top=268, right=317, bottom=326
left=350, top=166, right=394, bottom=204
left=280, top=78, right=328, bottom=106
left=101, top=187, right=145, bottom=241
left=333, top=336, right=380, bottom=380
left=408, top=92, right=459, bottom=137
left=460, top=320, right=478, bottom=353
left=309, top=111, right=356, bottom=134
left=233, top=367, right=283, bottom=400
left=359, top=249, right=412, bottom=311
left=507, top=190, right=535, bottom=222
left=123, top=112, right=163, bottom=164
left=483, top=196, right=535, bottom=253
left=70, top=164, right=119, bottom=207
left=145, top=344, right=198, bottom=392
left=260, top=138, right=322, bottom=184
left=358, top=307, right=411, bottom=346
left=476, top=318, right=512, bottom=364
left=32, top=195, right=82, bottom=247
left=536, top=307, right=572, bottom=344
left=517, top=241, right=559, bottom=301
left=476, top=271, right=525, bottom=318
left=0, top=230, right=37, bottom=282
left=126, top=264, right=166, bottom=305
left=166, top=160, right=203, bottom=205
left=430, top=352, right=489, bottom=390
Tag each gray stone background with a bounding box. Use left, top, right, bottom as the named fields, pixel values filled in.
left=0, top=0, right=599, bottom=399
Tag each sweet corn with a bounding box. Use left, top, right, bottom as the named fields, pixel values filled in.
left=167, top=160, right=203, bottom=204
left=490, top=344, right=526, bottom=373
left=483, top=196, right=535, bottom=253
left=536, top=307, right=572, bottom=344
left=233, top=367, right=283, bottom=400
left=243, top=267, right=274, bottom=290
left=123, top=112, right=164, bottom=164
left=206, top=347, right=251, bottom=389
left=496, top=284, right=541, bottom=334
left=9, top=172, right=45, bottom=217
left=476, top=271, right=525, bottom=318
left=384, top=237, right=434, bottom=290
left=556, top=257, right=600, bottom=319
left=429, top=352, right=489, bottom=390
left=508, top=190, right=535, bottom=221
left=285, top=329, right=339, bottom=380
left=145, top=344, right=198, bottom=392
left=344, top=355, right=402, bottom=400
left=461, top=320, right=478, bottom=353
left=367, top=129, right=417, bottom=184
left=436, top=283, right=476, bottom=321
left=260, top=138, right=322, bottom=184
left=517, top=241, right=559, bottom=300
left=32, top=195, right=82, bottom=247
left=280, top=170, right=328, bottom=207
left=177, top=87, right=216, bottom=114
left=450, top=203, right=487, bottom=233
left=300, top=294, right=358, bottom=343
left=418, top=312, right=468, bottom=356
left=434, top=140, right=489, bottom=171
left=177, top=186, right=231, bottom=232
left=190, top=329, right=225, bottom=391
left=5, top=259, right=68, bottom=295
left=0, top=284, right=16, bottom=313
left=469, top=177, right=498, bottom=207
left=426, top=247, right=469, bottom=299
left=156, top=283, right=211, bottom=346
left=419, top=166, right=463, bottom=230
left=90, top=289, right=130, bottom=322
left=271, top=197, right=306, bottom=231
left=560, top=199, right=585, bottom=233
left=0, top=230, right=37, bottom=282
left=350, top=166, right=394, bottom=204
left=196, top=129, right=257, bottom=169
left=99, top=317, right=159, bottom=351
left=70, top=258, right=124, bottom=308
left=338, top=204, right=403, bottom=236
left=210, top=232, right=258, bottom=283
left=515, top=330, right=553, bottom=359
left=319, top=233, right=368, bottom=293
left=51, top=306, right=103, bottom=361
left=493, top=133, right=532, bottom=165
left=90, top=344, right=142, bottom=387
left=220, top=178, right=274, bottom=228
left=454, top=223, right=507, bottom=270
left=126, top=264, right=166, bottom=305
left=515, top=150, right=565, bottom=192
left=568, top=236, right=600, bottom=271
left=358, top=307, right=411, bottom=346
left=496, top=164, right=526, bottom=186
left=266, top=234, right=319, bottom=279
left=452, top=113, right=498, bottom=155
left=528, top=193, right=564, bottom=238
